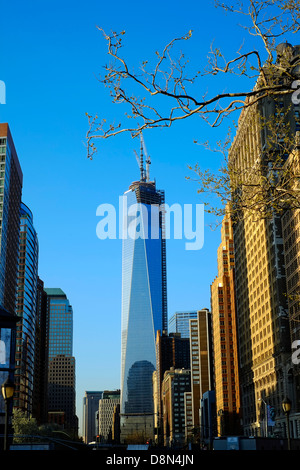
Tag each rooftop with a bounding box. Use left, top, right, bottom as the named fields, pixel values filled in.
left=44, top=288, right=66, bottom=297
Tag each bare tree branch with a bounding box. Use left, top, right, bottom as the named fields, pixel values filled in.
left=84, top=0, right=300, bottom=229
left=85, top=1, right=300, bottom=159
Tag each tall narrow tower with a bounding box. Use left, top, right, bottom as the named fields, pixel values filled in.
left=120, top=139, right=167, bottom=442
left=15, top=203, right=39, bottom=415
left=44, top=288, right=77, bottom=433
left=210, top=210, right=241, bottom=436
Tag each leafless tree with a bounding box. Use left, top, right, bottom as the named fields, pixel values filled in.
left=189, top=114, right=300, bottom=224
left=85, top=0, right=300, bottom=222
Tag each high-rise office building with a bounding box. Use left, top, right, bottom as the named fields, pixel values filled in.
left=210, top=210, right=241, bottom=436
left=229, top=43, right=300, bottom=437
left=98, top=390, right=120, bottom=442
left=200, top=390, right=216, bottom=444
left=161, top=368, right=191, bottom=447
left=46, top=288, right=73, bottom=359
left=281, top=141, right=300, bottom=424
left=154, top=330, right=190, bottom=443
left=45, top=288, right=77, bottom=433
left=0, top=124, right=23, bottom=448
left=189, top=309, right=214, bottom=430
left=14, top=203, right=39, bottom=415
left=169, top=311, right=198, bottom=338
left=0, top=123, right=23, bottom=315
left=82, top=391, right=103, bottom=444
left=120, top=142, right=167, bottom=442
left=32, top=277, right=49, bottom=424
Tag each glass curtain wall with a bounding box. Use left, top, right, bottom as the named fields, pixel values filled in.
left=121, top=181, right=166, bottom=416
left=15, top=203, right=39, bottom=413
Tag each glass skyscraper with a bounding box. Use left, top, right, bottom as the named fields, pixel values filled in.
left=44, top=288, right=77, bottom=432
left=15, top=203, right=39, bottom=414
left=120, top=148, right=167, bottom=441
left=45, top=288, right=73, bottom=359
left=168, top=311, right=198, bottom=339
left=0, top=123, right=23, bottom=447
left=0, top=123, right=23, bottom=315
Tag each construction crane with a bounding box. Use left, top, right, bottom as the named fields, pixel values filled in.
left=134, top=134, right=151, bottom=182
left=141, top=134, right=151, bottom=182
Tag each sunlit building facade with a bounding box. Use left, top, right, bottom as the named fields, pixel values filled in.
left=98, top=390, right=120, bottom=442
left=229, top=43, right=300, bottom=437
left=120, top=159, right=167, bottom=442
left=210, top=211, right=241, bottom=436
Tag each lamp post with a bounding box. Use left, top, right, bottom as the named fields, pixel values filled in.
left=2, top=378, right=14, bottom=451
left=0, top=307, right=18, bottom=451
left=282, top=397, right=292, bottom=450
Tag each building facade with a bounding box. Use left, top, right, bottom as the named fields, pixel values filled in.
left=120, top=147, right=167, bottom=442
left=82, top=391, right=103, bottom=444
left=154, top=330, right=190, bottom=443
left=184, top=391, right=193, bottom=443
left=162, top=368, right=191, bottom=447
left=32, top=277, right=49, bottom=424
left=281, top=142, right=300, bottom=438
left=98, top=390, right=120, bottom=442
left=0, top=123, right=23, bottom=315
left=0, top=124, right=23, bottom=448
left=189, top=309, right=214, bottom=431
left=169, top=311, right=198, bottom=338
left=210, top=211, right=241, bottom=436
left=45, top=288, right=77, bottom=433
left=229, top=43, right=300, bottom=437
left=200, top=390, right=216, bottom=445
left=14, top=203, right=39, bottom=415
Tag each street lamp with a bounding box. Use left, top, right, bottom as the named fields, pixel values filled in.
left=0, top=307, right=18, bottom=451
left=1, top=378, right=14, bottom=401
left=282, top=396, right=292, bottom=450
left=2, top=378, right=14, bottom=451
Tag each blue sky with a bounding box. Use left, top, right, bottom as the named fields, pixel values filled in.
left=0, top=0, right=295, bottom=435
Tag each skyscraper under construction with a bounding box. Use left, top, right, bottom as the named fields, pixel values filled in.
left=120, top=138, right=167, bottom=442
